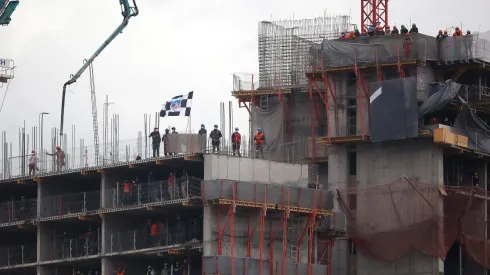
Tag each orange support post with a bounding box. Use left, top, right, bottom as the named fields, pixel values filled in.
left=231, top=182, right=236, bottom=275
left=281, top=189, right=291, bottom=275
left=375, top=47, right=383, bottom=81
left=269, top=222, right=275, bottom=275
left=397, top=47, right=406, bottom=78
left=247, top=213, right=255, bottom=257
left=308, top=192, right=318, bottom=275
left=259, top=186, right=267, bottom=275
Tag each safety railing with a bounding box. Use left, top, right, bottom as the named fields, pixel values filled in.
left=0, top=198, right=37, bottom=224
left=109, top=224, right=201, bottom=253
left=110, top=177, right=201, bottom=209
left=309, top=33, right=430, bottom=71
left=457, top=84, right=490, bottom=104
left=40, top=191, right=100, bottom=218
left=50, top=230, right=101, bottom=260
left=438, top=35, right=490, bottom=63
left=0, top=243, right=37, bottom=267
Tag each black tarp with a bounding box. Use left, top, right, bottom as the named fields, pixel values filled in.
left=368, top=78, right=418, bottom=142
left=419, top=80, right=461, bottom=117
left=453, top=106, right=490, bottom=152
left=310, top=40, right=391, bottom=68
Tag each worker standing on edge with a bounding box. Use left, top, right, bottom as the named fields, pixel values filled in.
left=46, top=146, right=65, bottom=172
left=171, top=127, right=178, bottom=134
left=116, top=267, right=124, bottom=275
left=198, top=124, right=207, bottom=152
left=254, top=127, right=265, bottom=159
left=168, top=173, right=175, bottom=199
left=400, top=25, right=408, bottom=34
left=209, top=124, right=222, bottom=154
left=149, top=127, right=162, bottom=158
left=409, top=23, right=418, bottom=33
left=28, top=150, right=39, bottom=176
left=231, top=127, right=242, bottom=157
left=162, top=129, right=170, bottom=156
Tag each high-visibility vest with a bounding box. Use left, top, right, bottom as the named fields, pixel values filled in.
left=116, top=272, right=124, bottom=275
left=123, top=182, right=129, bottom=192
left=233, top=133, right=241, bottom=144
left=255, top=133, right=264, bottom=145
left=151, top=223, right=158, bottom=236
left=168, top=175, right=174, bottom=186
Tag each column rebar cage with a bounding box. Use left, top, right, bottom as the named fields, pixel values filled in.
left=258, top=16, right=353, bottom=89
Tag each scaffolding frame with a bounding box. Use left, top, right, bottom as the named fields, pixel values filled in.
left=205, top=181, right=332, bottom=275
left=307, top=44, right=414, bottom=146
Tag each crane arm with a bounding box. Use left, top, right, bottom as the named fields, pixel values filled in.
left=59, top=0, right=139, bottom=147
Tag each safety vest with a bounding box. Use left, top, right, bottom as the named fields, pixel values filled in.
left=116, top=272, right=124, bottom=275
left=123, top=182, right=130, bottom=193
left=255, top=133, right=264, bottom=145
left=168, top=175, right=175, bottom=186
left=233, top=133, right=241, bottom=144
left=151, top=223, right=158, bottom=236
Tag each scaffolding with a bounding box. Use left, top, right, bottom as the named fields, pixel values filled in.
left=258, top=16, right=353, bottom=90
left=202, top=180, right=334, bottom=275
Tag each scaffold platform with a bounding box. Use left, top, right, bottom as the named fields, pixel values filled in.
left=232, top=89, right=292, bottom=99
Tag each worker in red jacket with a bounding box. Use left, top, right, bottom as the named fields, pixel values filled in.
left=231, top=127, right=242, bottom=157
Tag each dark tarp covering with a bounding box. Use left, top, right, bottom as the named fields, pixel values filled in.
left=453, top=106, right=490, bottom=153
left=310, top=40, right=391, bottom=68
left=419, top=80, right=461, bottom=117
left=369, top=77, right=418, bottom=142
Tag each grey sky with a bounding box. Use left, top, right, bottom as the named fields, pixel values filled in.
left=0, top=0, right=489, bottom=153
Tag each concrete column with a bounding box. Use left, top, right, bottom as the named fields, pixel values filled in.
left=37, top=223, right=51, bottom=262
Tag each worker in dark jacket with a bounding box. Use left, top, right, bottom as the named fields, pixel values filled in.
left=149, top=127, right=161, bottom=157
left=400, top=25, right=408, bottom=34
left=391, top=26, right=399, bottom=35
left=198, top=124, right=207, bottom=152
left=162, top=129, right=170, bottom=156
left=231, top=127, right=241, bottom=157
left=209, top=125, right=222, bottom=153
left=198, top=124, right=207, bottom=135
left=409, top=23, right=418, bottom=33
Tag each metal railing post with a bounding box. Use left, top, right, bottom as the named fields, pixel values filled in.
left=116, top=181, right=120, bottom=207
left=10, top=198, right=14, bottom=221
left=7, top=248, right=10, bottom=266
left=186, top=177, right=189, bottom=198
left=85, top=237, right=89, bottom=256
left=98, top=228, right=101, bottom=254
left=112, top=188, right=116, bottom=208
left=111, top=234, right=114, bottom=253
left=133, top=230, right=137, bottom=250
left=137, top=185, right=141, bottom=205
left=160, top=181, right=163, bottom=201
left=21, top=245, right=24, bottom=264
left=83, top=192, right=87, bottom=212
left=69, top=239, right=73, bottom=258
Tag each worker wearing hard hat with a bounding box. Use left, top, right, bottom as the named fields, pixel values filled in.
left=231, top=127, right=242, bottom=157
left=254, top=128, right=266, bottom=159
left=46, top=146, right=65, bottom=172
left=209, top=125, right=222, bottom=154
left=28, top=150, right=39, bottom=176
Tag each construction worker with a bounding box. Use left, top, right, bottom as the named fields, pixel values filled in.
left=254, top=127, right=265, bottom=159
left=400, top=25, right=408, bottom=34
left=168, top=173, right=175, bottom=199
left=472, top=171, right=479, bottom=187
left=409, top=23, right=418, bottom=33
left=384, top=25, right=391, bottom=35
left=231, top=127, right=241, bottom=157
left=465, top=30, right=473, bottom=60
left=453, top=27, right=463, bottom=37
left=147, top=265, right=157, bottom=275
left=367, top=25, right=375, bottom=36
left=162, top=129, right=170, bottom=156
left=122, top=180, right=130, bottom=205
left=150, top=220, right=158, bottom=245
left=391, top=26, right=399, bottom=35
left=339, top=32, right=346, bottom=40
left=198, top=124, right=207, bottom=153
left=28, top=150, right=39, bottom=176
left=149, top=127, right=162, bottom=158
left=116, top=267, right=125, bottom=275
left=171, top=127, right=178, bottom=134
left=404, top=33, right=412, bottom=57
left=436, top=30, right=445, bottom=42
left=209, top=124, right=222, bottom=153
left=46, top=145, right=65, bottom=172
left=181, top=168, right=188, bottom=197
left=354, top=28, right=360, bottom=37
left=158, top=220, right=166, bottom=245
left=161, top=263, right=170, bottom=275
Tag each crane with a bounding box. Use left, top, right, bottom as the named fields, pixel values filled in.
left=361, top=0, right=389, bottom=32
left=0, top=0, right=20, bottom=25
left=59, top=0, right=139, bottom=149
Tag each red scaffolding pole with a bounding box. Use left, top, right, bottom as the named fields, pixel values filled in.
left=281, top=188, right=291, bottom=275
left=260, top=186, right=267, bottom=275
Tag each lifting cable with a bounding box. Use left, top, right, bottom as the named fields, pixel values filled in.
left=0, top=79, right=11, bottom=114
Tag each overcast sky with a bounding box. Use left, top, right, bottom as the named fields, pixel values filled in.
left=0, top=0, right=489, bottom=156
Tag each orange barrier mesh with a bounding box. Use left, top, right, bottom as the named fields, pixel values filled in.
left=337, top=177, right=490, bottom=268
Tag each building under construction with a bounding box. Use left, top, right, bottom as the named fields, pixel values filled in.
left=3, top=2, right=490, bottom=275
left=232, top=15, right=490, bottom=275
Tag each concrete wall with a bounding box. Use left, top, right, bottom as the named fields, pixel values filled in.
left=204, top=154, right=308, bottom=185
left=355, top=139, right=444, bottom=275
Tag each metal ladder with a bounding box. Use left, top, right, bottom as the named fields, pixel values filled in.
left=89, top=63, right=100, bottom=166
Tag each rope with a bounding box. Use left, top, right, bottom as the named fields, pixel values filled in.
left=0, top=79, right=11, bottom=114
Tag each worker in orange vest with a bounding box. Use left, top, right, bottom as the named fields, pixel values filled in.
left=231, top=127, right=241, bottom=157
left=122, top=180, right=130, bottom=206
left=168, top=173, right=175, bottom=199
left=116, top=267, right=125, bottom=275
left=254, top=127, right=265, bottom=159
